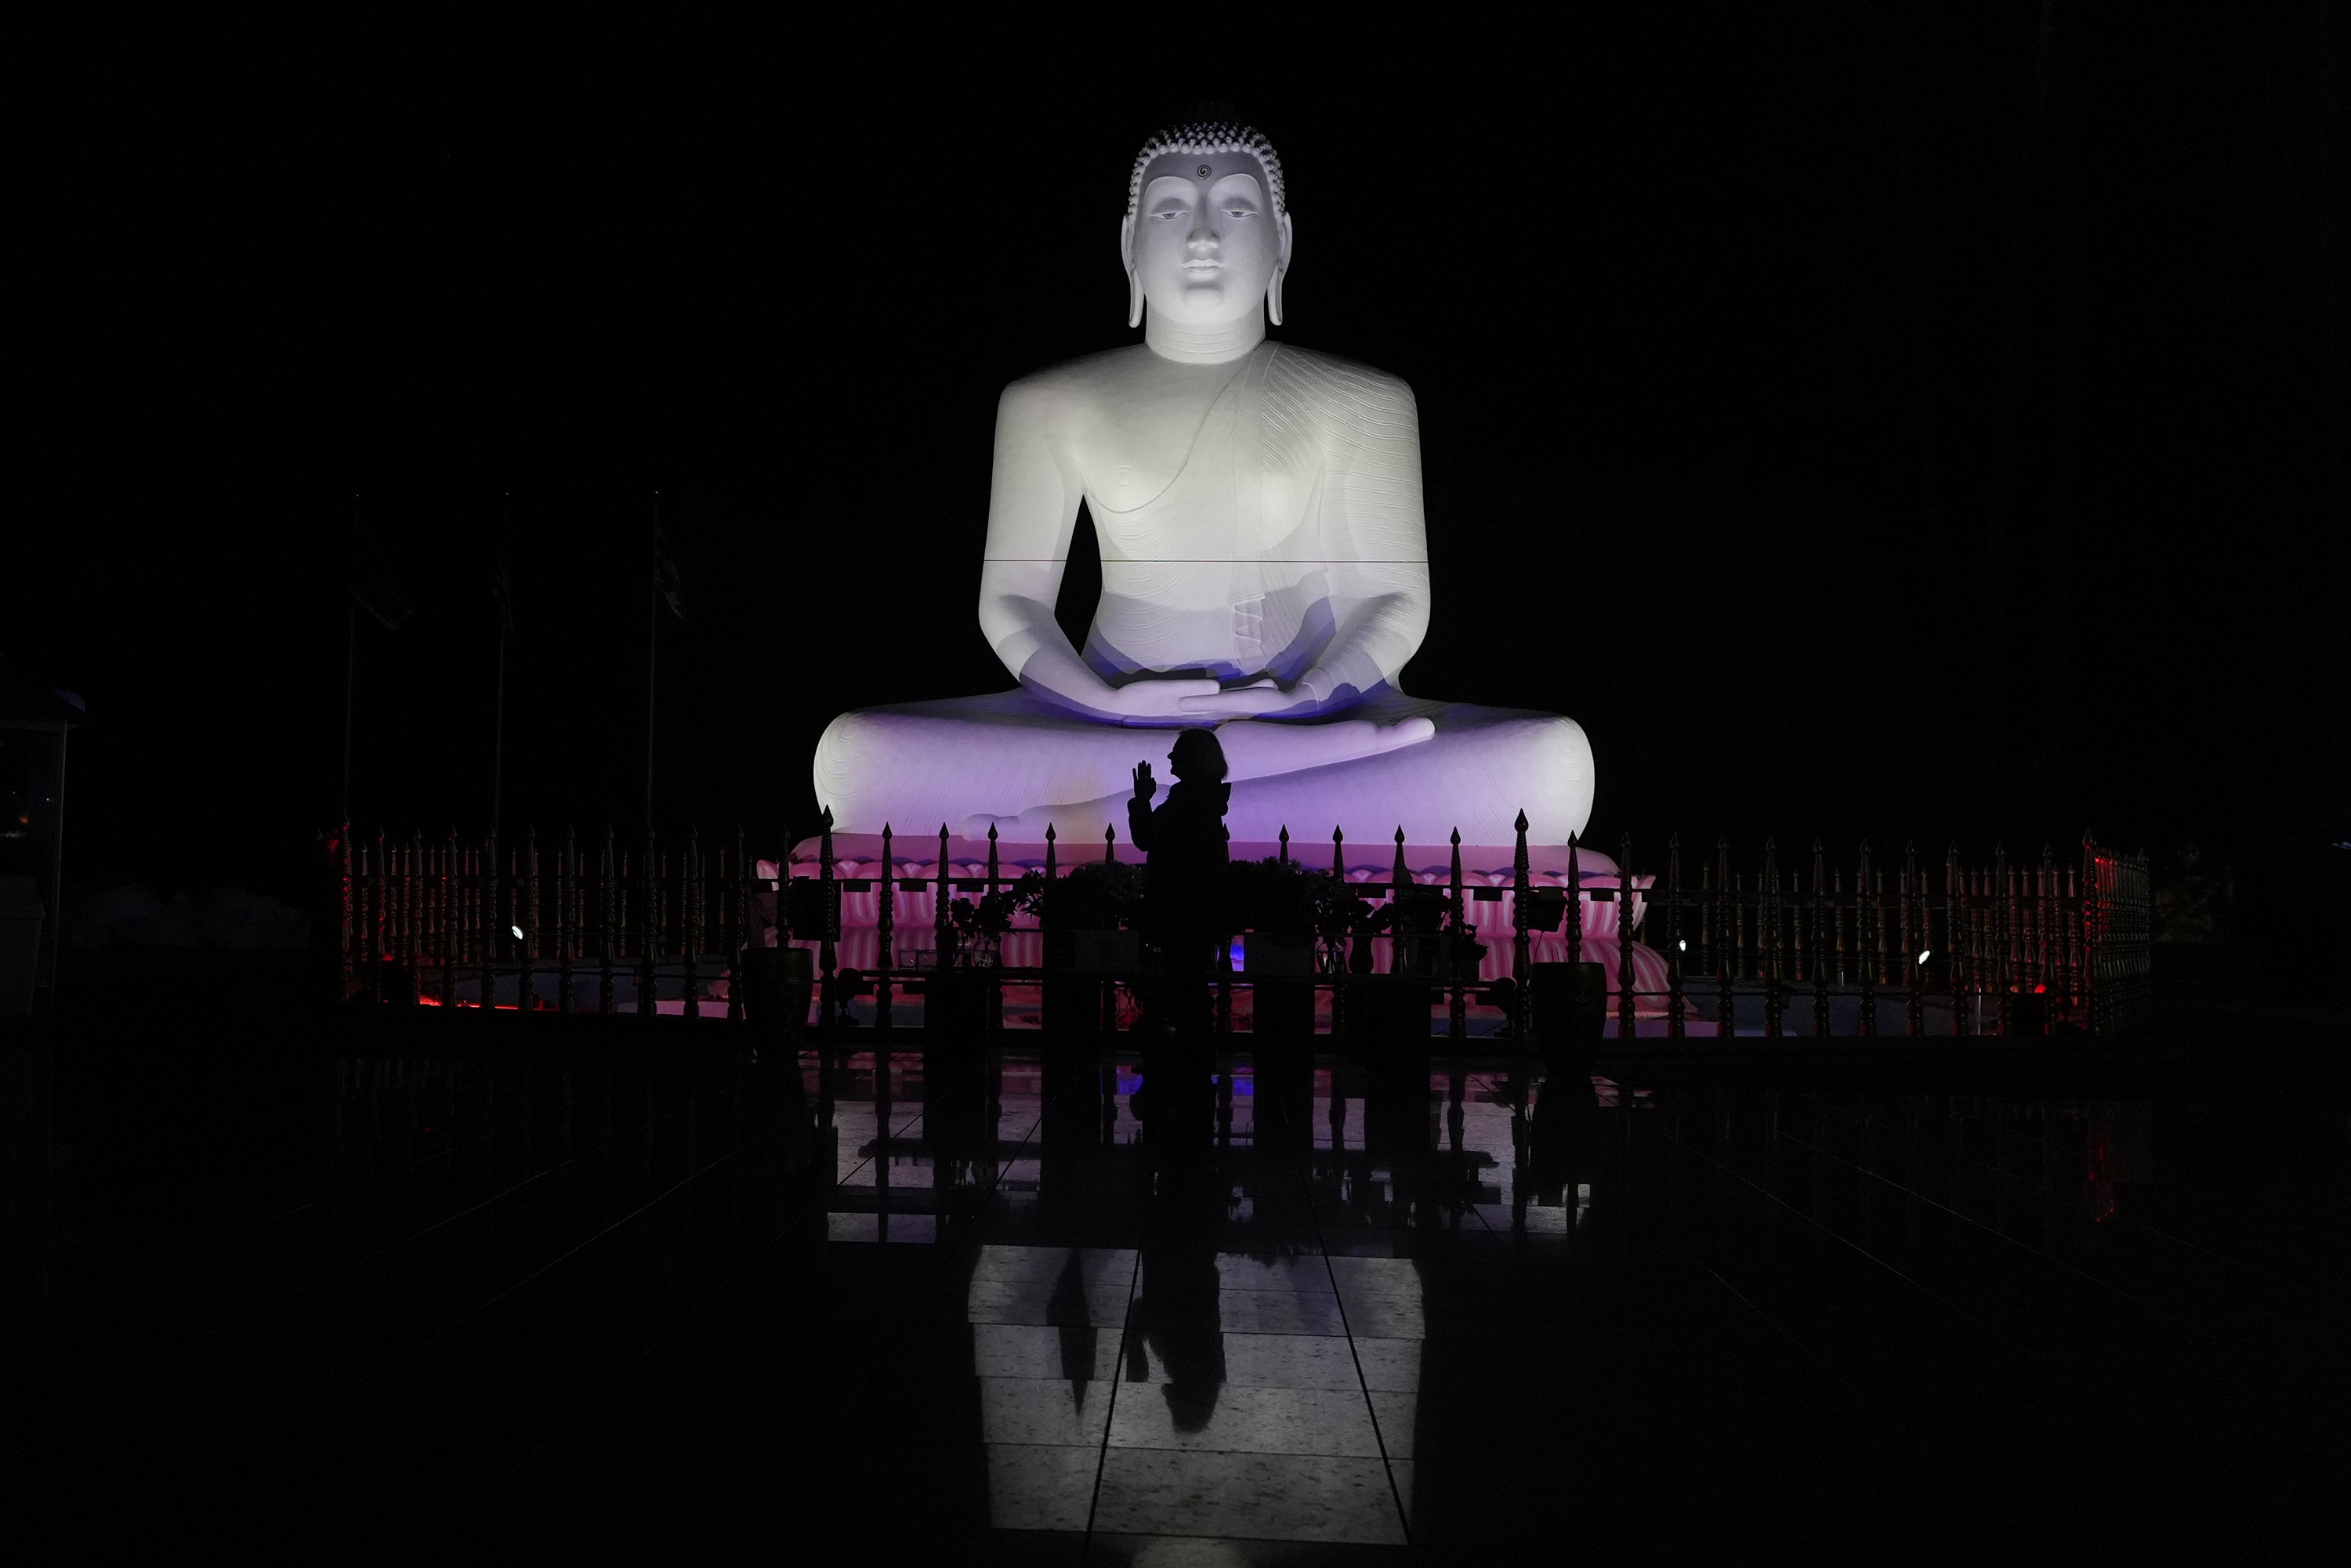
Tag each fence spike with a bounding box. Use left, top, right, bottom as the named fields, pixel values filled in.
left=938, top=823, right=955, bottom=961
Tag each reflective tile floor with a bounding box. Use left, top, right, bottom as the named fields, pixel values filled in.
left=3, top=1035, right=2345, bottom=1562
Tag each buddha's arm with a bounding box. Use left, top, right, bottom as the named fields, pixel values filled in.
left=976, top=378, right=1220, bottom=721
left=1264, top=362, right=1433, bottom=715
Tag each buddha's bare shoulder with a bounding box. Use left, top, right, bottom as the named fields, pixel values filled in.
left=998, top=346, right=1157, bottom=414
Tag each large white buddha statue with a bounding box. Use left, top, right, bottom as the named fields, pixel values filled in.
left=815, top=119, right=1593, bottom=849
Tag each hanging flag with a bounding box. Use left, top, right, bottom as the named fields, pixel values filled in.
left=491, top=561, right=520, bottom=639
left=350, top=521, right=414, bottom=631
left=654, top=531, right=686, bottom=619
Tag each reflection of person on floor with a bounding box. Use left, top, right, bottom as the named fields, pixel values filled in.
left=1125, top=727, right=1234, bottom=1428
left=1128, top=728, right=1231, bottom=1041
left=1127, top=1095, right=1228, bottom=1431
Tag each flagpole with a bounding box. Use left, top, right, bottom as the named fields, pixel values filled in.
left=645, top=492, right=661, bottom=838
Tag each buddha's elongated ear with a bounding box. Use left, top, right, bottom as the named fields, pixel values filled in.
left=1120, top=212, right=1143, bottom=329
left=1268, top=210, right=1295, bottom=327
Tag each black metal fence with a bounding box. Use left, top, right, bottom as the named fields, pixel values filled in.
left=329, top=812, right=2150, bottom=1042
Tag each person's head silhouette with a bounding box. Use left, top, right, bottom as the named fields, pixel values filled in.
left=1168, top=726, right=1228, bottom=782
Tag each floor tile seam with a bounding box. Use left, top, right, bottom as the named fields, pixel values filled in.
left=373, top=1091, right=869, bottom=1565
left=1668, top=1235, right=1914, bottom=1443
left=1300, top=1071, right=1558, bottom=1311
left=10, top=1074, right=634, bottom=1342
left=415, top=1071, right=976, bottom=1505
left=110, top=1104, right=800, bottom=1552
left=1286, top=1106, right=1411, bottom=1547
left=77, top=1061, right=773, bottom=1389
left=1934, top=1155, right=2333, bottom=1314
left=1755, top=1116, right=2297, bottom=1370
left=267, top=1107, right=793, bottom=1429
left=1098, top=1434, right=1387, bottom=1460
left=1919, top=1092, right=2273, bottom=1217
left=1083, top=1244, right=1149, bottom=1554
left=10, top=1086, right=574, bottom=1335
left=1766, top=1098, right=2337, bottom=1342
left=1648, top=1113, right=2120, bottom=1401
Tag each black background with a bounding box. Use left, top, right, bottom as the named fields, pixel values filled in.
left=15, top=9, right=2346, bottom=934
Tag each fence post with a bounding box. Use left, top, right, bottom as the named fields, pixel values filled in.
left=365, top=830, right=384, bottom=1006
left=2078, top=831, right=2098, bottom=1035
left=555, top=827, right=574, bottom=1013
left=1857, top=840, right=1876, bottom=1037
left=1044, top=822, right=1057, bottom=882
left=2036, top=844, right=2057, bottom=1029
left=441, top=829, right=458, bottom=1006
left=1946, top=843, right=1965, bottom=1034
left=517, top=827, right=538, bottom=1013
left=875, top=823, right=895, bottom=1033
left=600, top=826, right=618, bottom=1017
left=1105, top=823, right=1117, bottom=866
left=818, top=807, right=839, bottom=1031
left=1762, top=838, right=1782, bottom=1037
left=477, top=833, right=497, bottom=1009
left=400, top=831, right=419, bottom=1009
left=1904, top=841, right=1925, bottom=1036
left=1617, top=831, right=1636, bottom=1041
left=1511, top=813, right=1531, bottom=1040
left=1809, top=840, right=1829, bottom=1037
left=1565, top=832, right=1583, bottom=969
left=986, top=823, right=1003, bottom=1034
left=1994, top=842, right=2012, bottom=1035
left=1447, top=827, right=1467, bottom=1041
left=930, top=823, right=951, bottom=996
left=683, top=825, right=703, bottom=1021
left=2064, top=837, right=2083, bottom=1026
left=728, top=824, right=748, bottom=1024
left=1665, top=836, right=1686, bottom=1037
left=1278, top=825, right=1290, bottom=867
left=1715, top=836, right=1733, bottom=1037
left=337, top=824, right=355, bottom=1003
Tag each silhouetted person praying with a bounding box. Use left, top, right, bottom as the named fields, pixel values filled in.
left=1128, top=727, right=1230, bottom=1039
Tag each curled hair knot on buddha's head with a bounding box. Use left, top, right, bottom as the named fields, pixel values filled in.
left=1126, top=121, right=1288, bottom=215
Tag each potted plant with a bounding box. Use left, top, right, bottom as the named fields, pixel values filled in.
left=1228, top=857, right=1320, bottom=1042
left=925, top=877, right=1029, bottom=1037
left=1036, top=860, right=1143, bottom=1034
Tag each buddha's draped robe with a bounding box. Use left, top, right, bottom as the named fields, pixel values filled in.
left=815, top=342, right=1595, bottom=847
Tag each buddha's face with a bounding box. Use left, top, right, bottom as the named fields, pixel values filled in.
left=1125, top=150, right=1289, bottom=327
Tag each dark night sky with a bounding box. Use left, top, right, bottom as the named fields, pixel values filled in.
left=15, top=8, right=2347, bottom=929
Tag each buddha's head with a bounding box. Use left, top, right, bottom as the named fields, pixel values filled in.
left=1122, top=119, right=1295, bottom=331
